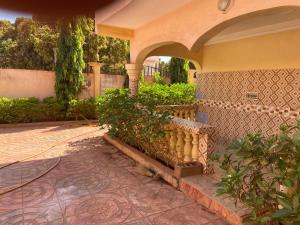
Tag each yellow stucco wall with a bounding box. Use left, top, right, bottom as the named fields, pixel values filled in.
left=201, top=29, right=300, bottom=72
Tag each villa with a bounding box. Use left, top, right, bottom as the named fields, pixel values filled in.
left=0, top=0, right=300, bottom=224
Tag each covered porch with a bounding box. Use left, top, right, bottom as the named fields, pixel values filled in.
left=95, top=0, right=300, bottom=166
left=95, top=1, right=300, bottom=223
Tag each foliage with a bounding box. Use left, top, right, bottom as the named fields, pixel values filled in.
left=97, top=89, right=175, bottom=163
left=0, top=17, right=129, bottom=74
left=0, top=97, right=96, bottom=124
left=0, top=18, right=58, bottom=70
left=153, top=72, right=165, bottom=85
left=78, top=17, right=101, bottom=64
left=68, top=98, right=96, bottom=120
left=214, top=122, right=300, bottom=225
left=71, top=17, right=129, bottom=75
left=168, top=57, right=189, bottom=83
left=99, top=37, right=129, bottom=74
left=139, top=83, right=196, bottom=105
left=55, top=18, right=85, bottom=107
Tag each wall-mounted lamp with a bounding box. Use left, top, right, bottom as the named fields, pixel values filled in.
left=218, top=0, right=232, bottom=13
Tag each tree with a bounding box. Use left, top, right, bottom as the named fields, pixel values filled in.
left=0, top=18, right=58, bottom=70
left=168, top=57, right=189, bottom=83
left=72, top=17, right=129, bottom=74
left=0, top=21, right=17, bottom=68
left=78, top=17, right=103, bottom=64
left=55, top=18, right=85, bottom=107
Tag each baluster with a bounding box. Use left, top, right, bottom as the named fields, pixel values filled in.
left=179, top=110, right=184, bottom=118
left=184, top=130, right=192, bottom=162
left=183, top=110, right=186, bottom=118
left=169, top=127, right=177, bottom=152
left=190, top=110, right=196, bottom=121
left=186, top=110, right=190, bottom=119
left=191, top=133, right=199, bottom=161
left=164, top=125, right=170, bottom=142
left=176, top=128, right=184, bottom=161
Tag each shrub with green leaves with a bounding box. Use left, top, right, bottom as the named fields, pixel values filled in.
left=214, top=122, right=300, bottom=225
left=68, top=98, right=96, bottom=120
left=139, top=83, right=196, bottom=105
left=0, top=97, right=96, bottom=123
left=96, top=89, right=177, bottom=164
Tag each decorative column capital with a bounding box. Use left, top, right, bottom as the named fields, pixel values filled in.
left=88, top=62, right=103, bottom=74
left=125, top=63, right=143, bottom=81
left=88, top=62, right=103, bottom=67
left=125, top=63, right=143, bottom=96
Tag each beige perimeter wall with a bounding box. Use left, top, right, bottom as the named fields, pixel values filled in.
left=0, top=69, right=56, bottom=99
left=0, top=69, right=125, bottom=99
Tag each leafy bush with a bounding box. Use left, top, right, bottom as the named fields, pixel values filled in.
left=153, top=72, right=165, bottom=85
left=97, top=89, right=176, bottom=164
left=68, top=98, right=96, bottom=120
left=214, top=122, right=300, bottom=225
left=0, top=97, right=96, bottom=124
left=139, top=83, right=196, bottom=105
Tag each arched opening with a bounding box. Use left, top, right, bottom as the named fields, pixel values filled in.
left=189, top=6, right=300, bottom=148
left=135, top=42, right=201, bottom=85
left=191, top=6, right=300, bottom=52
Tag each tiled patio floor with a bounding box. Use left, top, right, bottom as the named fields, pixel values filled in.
left=0, top=122, right=228, bottom=225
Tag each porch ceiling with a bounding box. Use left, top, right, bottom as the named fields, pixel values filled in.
left=206, top=7, right=300, bottom=45
left=95, top=0, right=193, bottom=30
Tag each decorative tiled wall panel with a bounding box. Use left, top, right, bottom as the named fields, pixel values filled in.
left=197, top=69, right=300, bottom=147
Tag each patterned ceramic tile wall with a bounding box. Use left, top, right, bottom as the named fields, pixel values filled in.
left=197, top=69, right=300, bottom=147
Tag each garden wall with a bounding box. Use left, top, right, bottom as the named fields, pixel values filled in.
left=100, top=74, right=126, bottom=95
left=197, top=68, right=300, bottom=147
left=0, top=69, right=55, bottom=99
left=0, top=69, right=125, bottom=99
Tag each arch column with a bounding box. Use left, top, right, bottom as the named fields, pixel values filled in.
left=125, top=63, right=143, bottom=96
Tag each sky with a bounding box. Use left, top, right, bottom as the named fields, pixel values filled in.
left=159, top=56, right=171, bottom=63
left=0, top=9, right=31, bottom=22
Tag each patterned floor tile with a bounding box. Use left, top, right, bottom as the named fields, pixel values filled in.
left=122, top=180, right=194, bottom=216
left=0, top=189, right=23, bottom=211
left=0, top=209, right=23, bottom=225
left=148, top=204, right=221, bottom=225
left=65, top=190, right=142, bottom=225
left=0, top=123, right=228, bottom=225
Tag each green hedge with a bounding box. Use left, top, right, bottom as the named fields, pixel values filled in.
left=0, top=83, right=196, bottom=124
left=0, top=97, right=96, bottom=124
left=139, top=83, right=196, bottom=105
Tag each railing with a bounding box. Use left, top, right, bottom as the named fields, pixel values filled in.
left=156, top=104, right=198, bottom=121
left=154, top=104, right=215, bottom=174
left=166, top=117, right=214, bottom=172
left=144, top=65, right=169, bottom=77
